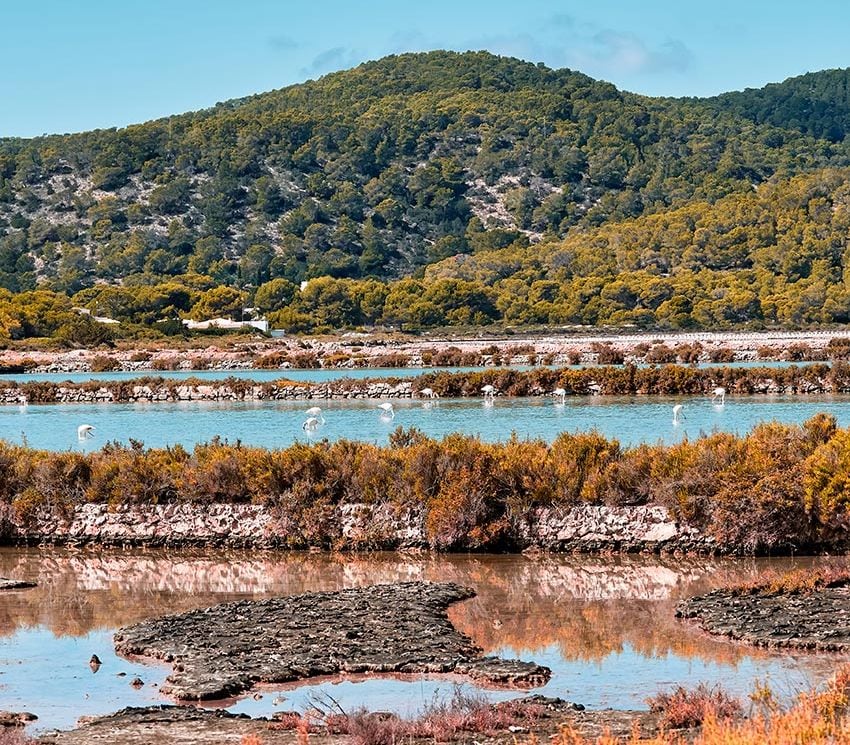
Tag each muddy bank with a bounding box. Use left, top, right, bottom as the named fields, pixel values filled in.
left=677, top=583, right=850, bottom=651
left=9, top=502, right=714, bottom=553
left=113, top=582, right=549, bottom=700
left=37, top=700, right=656, bottom=745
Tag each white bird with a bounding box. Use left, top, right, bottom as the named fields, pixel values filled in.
left=481, top=384, right=497, bottom=400
left=553, top=387, right=567, bottom=404
left=302, top=416, right=321, bottom=432
left=305, top=406, right=325, bottom=423
left=712, top=386, right=726, bottom=405
left=77, top=424, right=95, bottom=440
left=672, top=404, right=684, bottom=425
left=378, top=402, right=395, bottom=419
left=419, top=387, right=439, bottom=399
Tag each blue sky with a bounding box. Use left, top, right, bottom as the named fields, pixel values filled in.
left=3, top=0, right=850, bottom=137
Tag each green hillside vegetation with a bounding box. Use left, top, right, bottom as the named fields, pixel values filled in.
left=2, top=51, right=850, bottom=339
left=705, top=68, right=850, bottom=143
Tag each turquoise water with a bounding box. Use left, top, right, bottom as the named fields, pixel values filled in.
left=4, top=394, right=850, bottom=451
left=0, top=549, right=839, bottom=732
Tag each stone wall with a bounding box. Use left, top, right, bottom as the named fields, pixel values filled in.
left=7, top=501, right=713, bottom=553
left=0, top=381, right=417, bottom=404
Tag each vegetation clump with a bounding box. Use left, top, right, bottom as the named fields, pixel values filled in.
left=5, top=413, right=850, bottom=553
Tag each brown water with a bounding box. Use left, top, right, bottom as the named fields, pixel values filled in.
left=0, top=548, right=844, bottom=732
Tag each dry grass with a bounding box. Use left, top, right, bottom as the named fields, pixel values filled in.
left=726, top=564, right=850, bottom=597
left=552, top=665, right=850, bottom=744
left=271, top=689, right=543, bottom=744
left=647, top=684, right=742, bottom=729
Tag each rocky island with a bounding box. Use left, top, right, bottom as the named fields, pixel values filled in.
left=114, top=582, right=550, bottom=701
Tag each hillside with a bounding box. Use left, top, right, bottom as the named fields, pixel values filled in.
left=705, top=68, right=850, bottom=143
left=2, top=51, right=850, bottom=337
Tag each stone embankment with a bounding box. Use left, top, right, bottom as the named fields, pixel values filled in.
left=114, top=582, right=550, bottom=699
left=9, top=502, right=713, bottom=553
left=0, top=365, right=845, bottom=403
left=0, top=381, right=417, bottom=404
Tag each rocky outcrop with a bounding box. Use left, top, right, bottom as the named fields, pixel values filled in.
left=0, top=577, right=36, bottom=590
left=8, top=502, right=712, bottom=553
left=0, top=710, right=37, bottom=727
left=677, top=584, right=850, bottom=650
left=113, top=582, right=550, bottom=700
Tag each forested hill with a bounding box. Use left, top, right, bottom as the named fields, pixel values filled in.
left=704, top=68, right=850, bottom=143
left=2, top=51, right=850, bottom=336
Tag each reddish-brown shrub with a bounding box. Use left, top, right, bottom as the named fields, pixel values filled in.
left=648, top=683, right=742, bottom=728
left=90, top=354, right=120, bottom=372
left=645, top=344, right=677, bottom=364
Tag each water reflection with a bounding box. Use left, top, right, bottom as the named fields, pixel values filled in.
left=0, top=549, right=842, bottom=731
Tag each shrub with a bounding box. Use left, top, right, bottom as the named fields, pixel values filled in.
left=253, top=351, right=288, bottom=369
left=827, top=337, right=850, bottom=360
left=674, top=342, right=703, bottom=364
left=89, top=354, right=120, bottom=372
left=645, top=344, right=677, bottom=364
left=590, top=342, right=624, bottom=365
left=708, top=346, right=736, bottom=363
left=151, top=356, right=180, bottom=371
left=647, top=684, right=742, bottom=729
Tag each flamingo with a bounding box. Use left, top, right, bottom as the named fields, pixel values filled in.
left=378, top=402, right=395, bottom=419
left=419, top=387, right=439, bottom=399
left=481, top=384, right=497, bottom=401
left=77, top=424, right=95, bottom=440
left=305, top=406, right=325, bottom=424
left=712, top=386, right=726, bottom=405
left=672, top=404, right=684, bottom=425
left=553, top=387, right=567, bottom=404
left=302, top=416, right=321, bottom=432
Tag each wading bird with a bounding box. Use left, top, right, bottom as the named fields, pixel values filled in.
left=481, top=384, right=497, bottom=401
left=672, top=404, right=684, bottom=425
left=712, top=386, right=726, bottom=405
left=77, top=424, right=95, bottom=440
left=419, top=387, right=439, bottom=399
left=553, top=387, right=567, bottom=404
left=302, top=416, right=321, bottom=432
left=378, top=402, right=395, bottom=419
left=305, top=406, right=325, bottom=423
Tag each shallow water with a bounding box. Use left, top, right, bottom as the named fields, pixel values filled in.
left=0, top=359, right=815, bottom=384
left=5, top=394, right=850, bottom=451
left=0, top=549, right=842, bottom=732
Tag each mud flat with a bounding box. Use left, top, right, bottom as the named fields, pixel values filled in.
left=113, top=582, right=550, bottom=701
left=677, top=582, right=850, bottom=651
